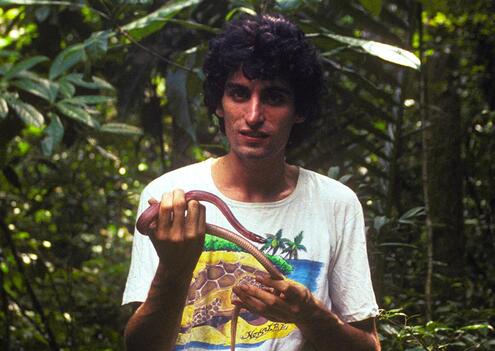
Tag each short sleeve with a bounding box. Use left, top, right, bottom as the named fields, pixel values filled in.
left=328, top=195, right=379, bottom=322
left=122, top=188, right=160, bottom=305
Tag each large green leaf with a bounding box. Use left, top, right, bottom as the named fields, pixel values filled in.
left=41, top=113, right=64, bottom=156
left=121, top=0, right=202, bottom=41
left=0, top=96, right=8, bottom=119
left=166, top=67, right=196, bottom=142
left=99, top=123, right=143, bottom=135
left=12, top=78, right=52, bottom=102
left=49, top=44, right=86, bottom=80
left=314, top=33, right=421, bottom=70
left=3, top=56, right=48, bottom=80
left=4, top=94, right=44, bottom=127
left=56, top=101, right=99, bottom=128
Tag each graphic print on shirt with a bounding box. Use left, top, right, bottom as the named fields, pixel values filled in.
left=176, top=229, right=323, bottom=350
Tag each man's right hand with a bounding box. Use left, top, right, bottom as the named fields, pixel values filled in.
left=147, top=189, right=206, bottom=280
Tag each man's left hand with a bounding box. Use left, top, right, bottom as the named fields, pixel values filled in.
left=232, top=275, right=335, bottom=325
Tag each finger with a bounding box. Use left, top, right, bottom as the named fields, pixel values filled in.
left=233, top=285, right=290, bottom=320
left=184, top=200, right=200, bottom=239
left=148, top=197, right=158, bottom=205
left=198, top=204, right=206, bottom=235
left=170, top=189, right=186, bottom=241
left=157, top=192, right=173, bottom=239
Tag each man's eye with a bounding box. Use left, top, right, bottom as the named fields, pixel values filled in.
left=264, top=93, right=286, bottom=105
left=229, top=88, right=249, bottom=101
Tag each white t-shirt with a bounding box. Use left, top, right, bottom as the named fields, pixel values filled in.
left=123, top=159, right=378, bottom=351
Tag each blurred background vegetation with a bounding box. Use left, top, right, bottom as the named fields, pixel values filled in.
left=0, top=0, right=493, bottom=349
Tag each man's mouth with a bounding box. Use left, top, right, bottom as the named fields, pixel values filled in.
left=239, top=130, right=269, bottom=138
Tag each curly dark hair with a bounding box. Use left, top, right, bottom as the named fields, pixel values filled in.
left=203, top=14, right=324, bottom=147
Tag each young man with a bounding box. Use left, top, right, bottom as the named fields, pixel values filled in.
left=123, top=14, right=380, bottom=351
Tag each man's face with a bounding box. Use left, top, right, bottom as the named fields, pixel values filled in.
left=216, top=70, right=303, bottom=161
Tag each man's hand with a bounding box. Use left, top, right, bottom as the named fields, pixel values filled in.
left=232, top=276, right=380, bottom=351
left=232, top=275, right=327, bottom=324
left=148, top=189, right=206, bottom=281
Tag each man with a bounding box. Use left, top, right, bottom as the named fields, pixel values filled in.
left=123, top=14, right=380, bottom=351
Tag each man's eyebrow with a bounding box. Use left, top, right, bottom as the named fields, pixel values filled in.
left=264, top=85, right=292, bottom=95
left=224, top=82, right=247, bottom=90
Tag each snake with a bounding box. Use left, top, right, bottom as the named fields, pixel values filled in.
left=136, top=190, right=285, bottom=351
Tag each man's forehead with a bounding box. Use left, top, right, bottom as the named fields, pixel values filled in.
left=225, top=69, right=292, bottom=91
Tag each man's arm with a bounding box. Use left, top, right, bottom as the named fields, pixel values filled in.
left=124, top=190, right=206, bottom=351
left=232, top=276, right=380, bottom=351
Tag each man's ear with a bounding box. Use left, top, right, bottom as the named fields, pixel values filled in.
left=215, top=106, right=224, bottom=118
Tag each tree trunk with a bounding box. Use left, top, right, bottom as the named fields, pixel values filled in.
left=422, top=49, right=464, bottom=318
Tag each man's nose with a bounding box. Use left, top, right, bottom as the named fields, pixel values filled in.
left=244, top=96, right=264, bottom=127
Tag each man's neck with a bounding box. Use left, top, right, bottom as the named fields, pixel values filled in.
left=211, top=153, right=299, bottom=203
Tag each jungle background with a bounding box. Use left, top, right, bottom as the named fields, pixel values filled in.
left=0, top=0, right=494, bottom=349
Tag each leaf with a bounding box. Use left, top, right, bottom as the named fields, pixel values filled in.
left=225, top=7, right=257, bottom=21
left=84, top=30, right=110, bottom=59
left=41, top=113, right=64, bottom=156
left=121, top=0, right=202, bottom=41
left=56, top=101, right=99, bottom=128
left=99, top=123, right=143, bottom=135
left=58, top=80, right=75, bottom=98
left=11, top=78, right=51, bottom=101
left=166, top=67, right=196, bottom=141
left=4, top=94, right=44, bottom=127
left=0, top=0, right=74, bottom=4
left=49, top=44, right=86, bottom=80
left=3, top=56, right=48, bottom=80
left=327, top=166, right=340, bottom=179
left=317, top=33, right=421, bottom=70
left=373, top=215, right=389, bottom=232
left=275, top=0, right=302, bottom=11
left=168, top=19, right=219, bottom=34
left=62, top=95, right=114, bottom=105
left=0, top=96, right=8, bottom=119
left=62, top=74, right=114, bottom=91
left=400, top=207, right=425, bottom=221
left=338, top=174, right=352, bottom=184
left=359, top=0, right=383, bottom=17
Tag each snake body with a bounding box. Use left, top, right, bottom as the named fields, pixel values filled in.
left=136, top=190, right=285, bottom=351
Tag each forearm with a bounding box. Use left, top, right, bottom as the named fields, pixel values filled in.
left=124, top=262, right=192, bottom=351
left=296, top=301, right=380, bottom=351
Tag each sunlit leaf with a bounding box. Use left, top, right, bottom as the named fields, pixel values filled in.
left=0, top=96, right=8, bottom=119
left=4, top=94, right=44, bottom=127
left=225, top=7, right=257, bottom=21
left=3, top=56, right=48, bottom=80
left=121, top=0, right=202, bottom=41
left=41, top=113, right=64, bottom=156
left=56, top=101, right=99, bottom=128
left=99, top=123, right=143, bottom=135
left=315, top=33, right=421, bottom=70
